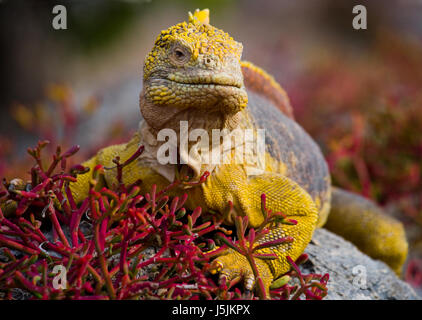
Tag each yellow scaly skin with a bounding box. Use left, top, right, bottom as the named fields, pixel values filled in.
left=67, top=10, right=321, bottom=295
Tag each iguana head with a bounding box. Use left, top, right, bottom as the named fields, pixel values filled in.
left=140, top=9, right=248, bottom=128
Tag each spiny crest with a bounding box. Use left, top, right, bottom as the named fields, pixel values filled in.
left=189, top=8, right=210, bottom=25
left=153, top=21, right=242, bottom=60
left=144, top=9, right=243, bottom=78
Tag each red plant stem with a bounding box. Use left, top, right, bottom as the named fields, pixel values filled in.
left=245, top=247, right=267, bottom=300
left=47, top=201, right=70, bottom=247
left=201, top=246, right=227, bottom=259
left=98, top=196, right=107, bottom=213
left=86, top=264, right=103, bottom=286
left=0, top=256, right=31, bottom=281
left=70, top=198, right=89, bottom=247
left=15, top=223, right=45, bottom=245
left=304, top=288, right=323, bottom=300
left=63, top=185, right=77, bottom=212
left=77, top=229, right=86, bottom=244
left=119, top=224, right=129, bottom=274
left=42, top=242, right=73, bottom=258
left=157, top=273, right=196, bottom=288
left=46, top=155, right=61, bottom=177
left=127, top=242, right=148, bottom=258
left=154, top=262, right=175, bottom=281
left=170, top=221, right=220, bottom=238
left=73, top=255, right=93, bottom=288
left=15, top=271, right=44, bottom=298
left=1, top=216, right=31, bottom=236
left=41, top=261, right=48, bottom=288
left=30, top=177, right=52, bottom=193
left=0, top=234, right=39, bottom=255
left=99, top=217, right=108, bottom=251
left=94, top=222, right=116, bottom=299
left=0, top=229, right=43, bottom=250
left=33, top=227, right=48, bottom=243
left=252, top=237, right=294, bottom=252
left=136, top=246, right=168, bottom=269
left=1, top=248, right=17, bottom=262
left=286, top=256, right=304, bottom=286
left=291, top=287, right=305, bottom=300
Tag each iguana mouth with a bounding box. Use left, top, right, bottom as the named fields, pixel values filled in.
left=166, top=73, right=243, bottom=88
left=143, top=72, right=248, bottom=114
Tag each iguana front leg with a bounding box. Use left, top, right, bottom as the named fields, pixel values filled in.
left=201, top=165, right=319, bottom=295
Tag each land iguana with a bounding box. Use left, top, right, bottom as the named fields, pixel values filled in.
left=2, top=9, right=408, bottom=296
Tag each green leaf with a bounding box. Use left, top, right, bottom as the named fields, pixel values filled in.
left=270, top=275, right=290, bottom=289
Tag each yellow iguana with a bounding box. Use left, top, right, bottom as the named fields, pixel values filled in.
left=4, top=9, right=408, bottom=296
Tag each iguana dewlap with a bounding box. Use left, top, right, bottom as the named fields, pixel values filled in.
left=68, top=9, right=408, bottom=294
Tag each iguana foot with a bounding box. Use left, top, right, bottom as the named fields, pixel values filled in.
left=210, top=248, right=273, bottom=298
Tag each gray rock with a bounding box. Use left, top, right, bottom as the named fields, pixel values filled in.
left=303, top=228, right=421, bottom=300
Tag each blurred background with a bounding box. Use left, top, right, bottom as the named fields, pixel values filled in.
left=0, top=0, right=422, bottom=294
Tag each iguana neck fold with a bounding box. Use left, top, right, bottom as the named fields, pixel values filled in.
left=136, top=106, right=261, bottom=182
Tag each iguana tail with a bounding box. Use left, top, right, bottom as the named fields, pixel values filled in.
left=324, top=187, right=408, bottom=275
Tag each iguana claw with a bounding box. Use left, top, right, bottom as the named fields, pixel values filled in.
left=210, top=248, right=273, bottom=298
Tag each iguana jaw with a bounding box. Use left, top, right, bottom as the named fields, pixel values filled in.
left=141, top=69, right=248, bottom=122
left=166, top=70, right=243, bottom=88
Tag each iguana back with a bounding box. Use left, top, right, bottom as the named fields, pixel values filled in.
left=242, top=63, right=332, bottom=226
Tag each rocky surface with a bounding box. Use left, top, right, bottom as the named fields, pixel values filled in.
left=303, top=228, right=421, bottom=300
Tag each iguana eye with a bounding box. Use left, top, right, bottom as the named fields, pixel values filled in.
left=169, top=44, right=191, bottom=66
left=175, top=49, right=184, bottom=59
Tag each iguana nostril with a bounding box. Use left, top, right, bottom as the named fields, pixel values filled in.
left=204, top=56, right=216, bottom=67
